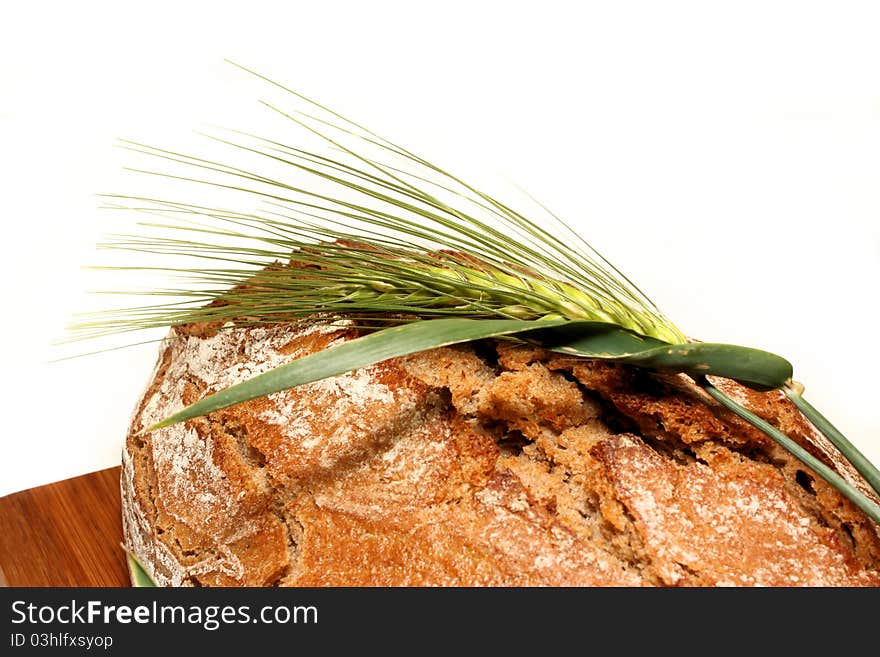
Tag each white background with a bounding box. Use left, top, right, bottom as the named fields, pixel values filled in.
left=1, top=1, right=878, bottom=497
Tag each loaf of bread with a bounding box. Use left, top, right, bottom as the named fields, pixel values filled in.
left=121, top=318, right=880, bottom=586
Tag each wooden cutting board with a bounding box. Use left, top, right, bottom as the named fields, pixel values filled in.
left=0, top=467, right=129, bottom=587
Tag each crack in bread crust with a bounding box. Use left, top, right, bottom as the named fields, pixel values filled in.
left=122, top=324, right=880, bottom=587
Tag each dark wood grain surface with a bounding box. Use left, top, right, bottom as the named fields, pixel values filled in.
left=0, top=467, right=128, bottom=587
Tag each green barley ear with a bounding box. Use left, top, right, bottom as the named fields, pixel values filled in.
left=71, top=62, right=880, bottom=525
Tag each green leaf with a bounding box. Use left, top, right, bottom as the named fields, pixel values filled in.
left=124, top=548, right=157, bottom=587
left=535, top=324, right=794, bottom=390
left=149, top=317, right=795, bottom=430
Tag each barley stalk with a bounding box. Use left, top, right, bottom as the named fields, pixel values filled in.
left=70, top=245, right=687, bottom=345
left=68, top=63, right=880, bottom=526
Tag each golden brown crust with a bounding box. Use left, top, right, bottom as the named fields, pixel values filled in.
left=122, top=321, right=880, bottom=587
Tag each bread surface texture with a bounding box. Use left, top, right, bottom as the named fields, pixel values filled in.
left=122, top=321, right=880, bottom=586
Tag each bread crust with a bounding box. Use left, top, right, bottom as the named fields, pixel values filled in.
left=121, top=321, right=880, bottom=586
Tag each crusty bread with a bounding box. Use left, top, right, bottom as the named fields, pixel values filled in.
left=121, top=319, right=880, bottom=586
